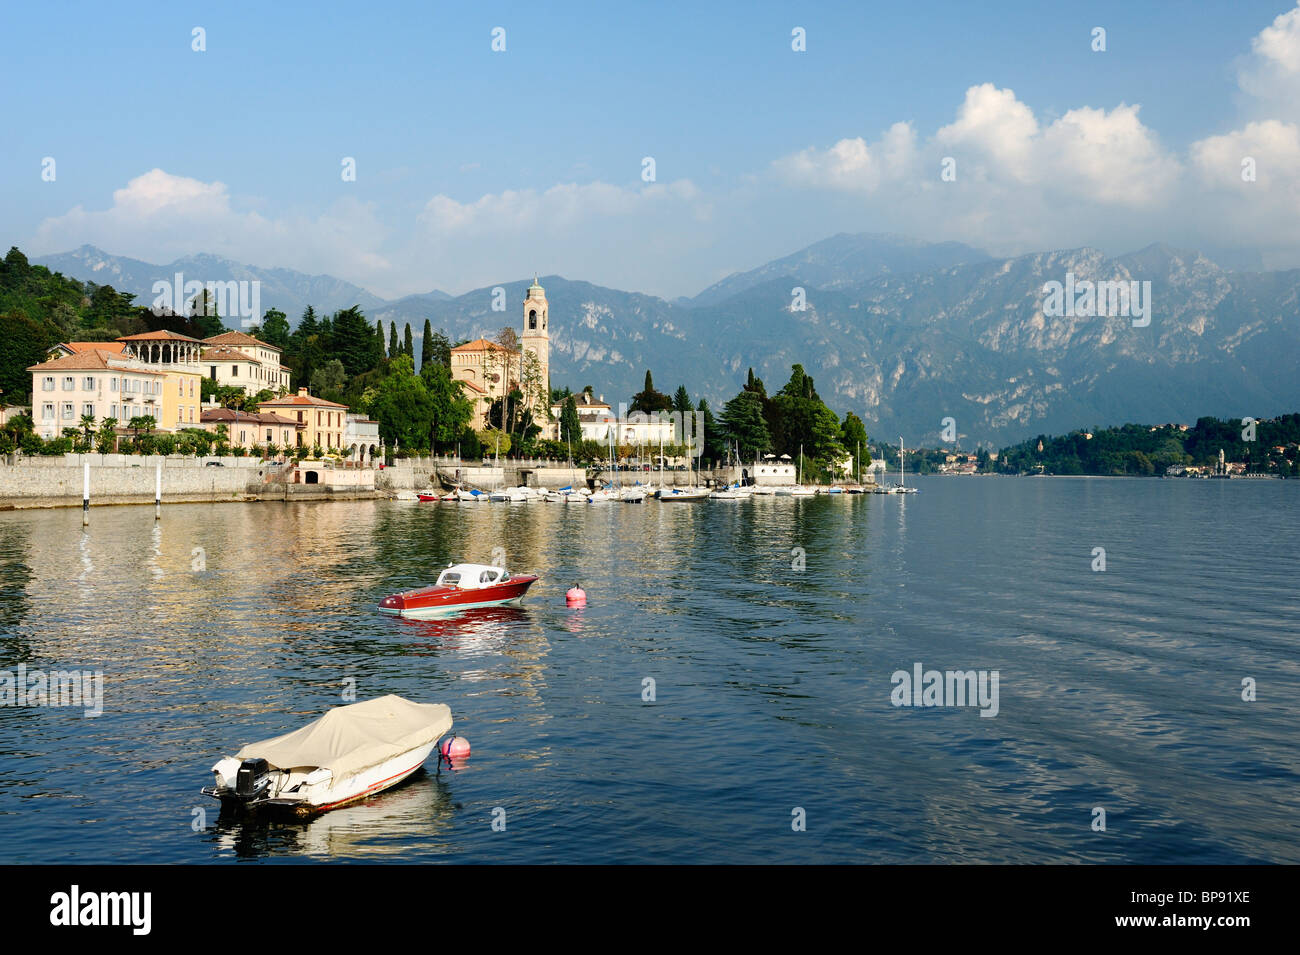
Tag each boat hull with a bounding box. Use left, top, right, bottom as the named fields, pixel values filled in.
left=206, top=741, right=438, bottom=818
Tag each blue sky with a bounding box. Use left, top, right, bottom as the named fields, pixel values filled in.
left=5, top=1, right=1300, bottom=298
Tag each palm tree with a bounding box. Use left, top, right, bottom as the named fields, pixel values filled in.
left=79, top=414, right=96, bottom=451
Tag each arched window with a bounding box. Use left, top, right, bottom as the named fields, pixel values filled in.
left=528, top=310, right=537, bottom=330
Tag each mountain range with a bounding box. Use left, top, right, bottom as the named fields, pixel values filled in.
left=33, top=236, right=1300, bottom=447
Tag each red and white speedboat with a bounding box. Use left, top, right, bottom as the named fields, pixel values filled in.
left=378, top=563, right=539, bottom=618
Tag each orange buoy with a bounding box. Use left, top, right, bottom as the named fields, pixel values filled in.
left=566, top=585, right=587, bottom=607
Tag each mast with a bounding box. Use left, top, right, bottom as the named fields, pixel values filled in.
left=899, top=437, right=904, bottom=488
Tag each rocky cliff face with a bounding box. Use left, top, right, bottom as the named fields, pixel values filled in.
left=38, top=237, right=1300, bottom=446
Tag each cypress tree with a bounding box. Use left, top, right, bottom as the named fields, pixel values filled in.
left=420, top=319, right=433, bottom=369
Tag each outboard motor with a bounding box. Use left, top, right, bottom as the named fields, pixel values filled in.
left=235, top=758, right=272, bottom=800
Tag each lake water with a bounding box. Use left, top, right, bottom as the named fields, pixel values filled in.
left=0, top=477, right=1296, bottom=863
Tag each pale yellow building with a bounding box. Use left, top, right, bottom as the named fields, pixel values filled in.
left=201, top=331, right=291, bottom=394
left=257, top=388, right=348, bottom=452
left=28, top=349, right=168, bottom=439
left=117, top=330, right=204, bottom=429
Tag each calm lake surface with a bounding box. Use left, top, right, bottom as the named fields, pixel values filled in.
left=1, top=477, right=1297, bottom=864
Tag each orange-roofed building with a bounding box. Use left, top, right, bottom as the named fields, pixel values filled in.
left=256, top=388, right=349, bottom=452
left=27, top=349, right=168, bottom=440
left=116, top=330, right=204, bottom=429
left=201, top=331, right=290, bottom=394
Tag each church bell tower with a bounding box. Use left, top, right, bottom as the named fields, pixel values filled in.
left=521, top=275, right=550, bottom=404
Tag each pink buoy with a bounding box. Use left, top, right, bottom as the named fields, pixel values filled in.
left=566, top=585, right=587, bottom=607
left=440, top=736, right=471, bottom=761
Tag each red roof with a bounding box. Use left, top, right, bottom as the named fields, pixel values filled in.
left=28, top=351, right=166, bottom=374
left=201, top=345, right=260, bottom=363
left=203, top=331, right=280, bottom=350
left=201, top=408, right=299, bottom=427
left=117, top=330, right=202, bottom=342
left=451, top=338, right=514, bottom=353
left=259, top=388, right=348, bottom=409
left=61, top=341, right=127, bottom=355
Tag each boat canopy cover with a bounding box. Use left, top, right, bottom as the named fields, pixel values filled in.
left=235, top=695, right=452, bottom=782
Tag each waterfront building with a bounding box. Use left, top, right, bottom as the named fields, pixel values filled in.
left=548, top=391, right=677, bottom=445
left=256, top=388, right=348, bottom=452
left=27, top=349, right=168, bottom=439
left=115, top=330, right=205, bottom=429
left=200, top=331, right=291, bottom=395
left=344, top=414, right=381, bottom=463
left=450, top=276, right=550, bottom=430
left=200, top=408, right=299, bottom=450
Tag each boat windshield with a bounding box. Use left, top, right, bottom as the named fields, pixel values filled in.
left=438, top=571, right=461, bottom=587
left=478, top=570, right=498, bottom=584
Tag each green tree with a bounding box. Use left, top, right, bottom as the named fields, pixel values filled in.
left=840, top=412, right=870, bottom=467
left=0, top=311, right=58, bottom=402
left=420, top=358, right=474, bottom=451
left=672, top=385, right=693, bottom=416
left=420, top=319, right=434, bottom=369
left=310, top=359, right=347, bottom=399
left=259, top=308, right=290, bottom=348
left=331, top=306, right=381, bottom=377
left=630, top=369, right=672, bottom=414
left=96, top=417, right=118, bottom=453
left=387, top=322, right=398, bottom=359
left=368, top=354, right=433, bottom=451
left=403, top=323, right=414, bottom=359
left=478, top=426, right=511, bottom=458
left=559, top=395, right=581, bottom=445
left=719, top=390, right=771, bottom=461
left=698, top=398, right=724, bottom=462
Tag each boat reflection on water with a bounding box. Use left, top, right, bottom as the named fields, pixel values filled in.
left=208, top=768, right=459, bottom=860
left=395, top=605, right=531, bottom=654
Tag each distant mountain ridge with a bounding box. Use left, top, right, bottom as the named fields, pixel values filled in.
left=687, top=233, right=992, bottom=307
left=30, top=236, right=1300, bottom=446
left=34, top=245, right=394, bottom=322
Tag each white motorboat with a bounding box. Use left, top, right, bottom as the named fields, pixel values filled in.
left=790, top=485, right=816, bottom=496
left=749, top=485, right=775, bottom=495
left=455, top=488, right=487, bottom=502
left=710, top=484, right=749, bottom=499
left=202, top=695, right=453, bottom=818
left=659, top=487, right=710, bottom=501
left=587, top=487, right=615, bottom=502
left=618, top=486, right=646, bottom=502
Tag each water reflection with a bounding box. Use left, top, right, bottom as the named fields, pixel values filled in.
left=1, top=482, right=1298, bottom=863
left=208, top=769, right=458, bottom=860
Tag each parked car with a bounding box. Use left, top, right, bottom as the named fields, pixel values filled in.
left=205, top=461, right=224, bottom=467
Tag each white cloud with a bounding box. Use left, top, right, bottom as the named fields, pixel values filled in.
left=419, top=179, right=702, bottom=234
left=32, top=168, right=395, bottom=290
left=774, top=122, right=917, bottom=192
left=1239, top=1, right=1300, bottom=110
